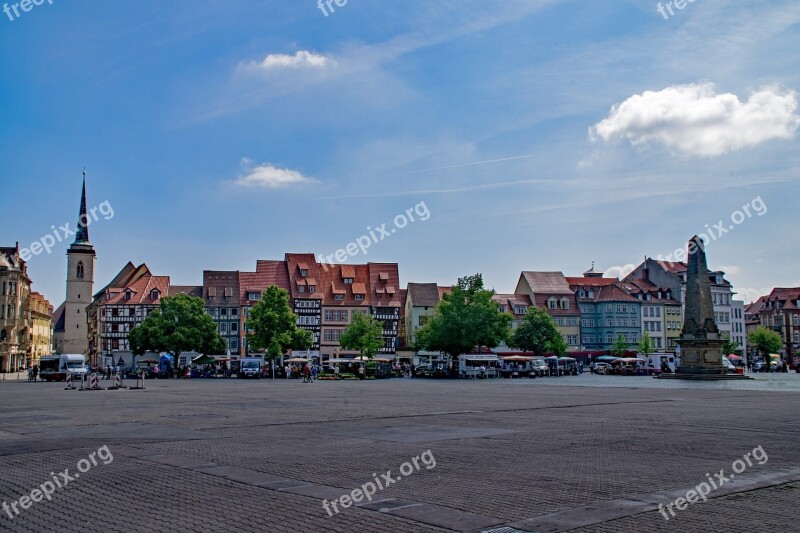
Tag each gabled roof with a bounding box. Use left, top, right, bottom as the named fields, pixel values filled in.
left=368, top=263, right=401, bottom=307
left=320, top=263, right=370, bottom=306
left=286, top=253, right=324, bottom=300
left=239, top=260, right=290, bottom=305
left=492, top=293, right=533, bottom=316
left=407, top=283, right=441, bottom=308
left=521, top=271, right=572, bottom=293
left=52, top=303, right=66, bottom=333
left=169, top=285, right=203, bottom=298
left=566, top=276, right=618, bottom=287
left=203, top=270, right=240, bottom=305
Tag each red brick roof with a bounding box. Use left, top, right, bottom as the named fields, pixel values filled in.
left=368, top=263, right=401, bottom=307
left=321, top=263, right=371, bottom=306
left=238, top=260, right=291, bottom=305
left=566, top=277, right=618, bottom=287
left=286, top=253, right=323, bottom=300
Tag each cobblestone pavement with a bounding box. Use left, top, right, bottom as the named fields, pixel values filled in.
left=1, top=374, right=799, bottom=532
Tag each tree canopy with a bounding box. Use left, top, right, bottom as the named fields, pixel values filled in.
left=247, top=285, right=313, bottom=360
left=509, top=306, right=566, bottom=356
left=638, top=331, right=653, bottom=357
left=610, top=335, right=629, bottom=357
left=748, top=326, right=782, bottom=358
left=339, top=311, right=385, bottom=360
left=720, top=332, right=741, bottom=356
left=128, top=293, right=226, bottom=362
left=415, top=274, right=511, bottom=359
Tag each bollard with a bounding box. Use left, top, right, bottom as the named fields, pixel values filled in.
left=64, top=372, right=74, bottom=390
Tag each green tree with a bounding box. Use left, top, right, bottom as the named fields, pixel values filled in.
left=128, top=293, right=226, bottom=367
left=247, top=285, right=313, bottom=370
left=748, top=326, right=782, bottom=361
left=339, top=312, right=385, bottom=360
left=509, top=306, right=566, bottom=356
left=638, top=332, right=653, bottom=357
left=415, top=274, right=511, bottom=361
left=610, top=335, right=629, bottom=357
left=720, top=332, right=740, bottom=355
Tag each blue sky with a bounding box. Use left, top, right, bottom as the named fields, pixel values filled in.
left=2, top=0, right=799, bottom=307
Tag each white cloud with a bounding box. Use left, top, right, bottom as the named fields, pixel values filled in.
left=244, top=50, right=332, bottom=71
left=735, top=287, right=772, bottom=304
left=719, top=265, right=742, bottom=275
left=234, top=159, right=317, bottom=189
left=590, top=83, right=800, bottom=156
left=605, top=264, right=636, bottom=279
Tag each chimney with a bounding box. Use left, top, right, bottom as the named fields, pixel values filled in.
left=642, top=258, right=649, bottom=281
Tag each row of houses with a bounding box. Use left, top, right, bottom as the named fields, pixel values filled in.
left=403, top=260, right=749, bottom=363
left=0, top=244, right=53, bottom=372
left=745, top=288, right=800, bottom=361
left=79, top=255, right=402, bottom=367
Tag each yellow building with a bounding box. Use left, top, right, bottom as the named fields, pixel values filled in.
left=28, top=292, right=52, bottom=365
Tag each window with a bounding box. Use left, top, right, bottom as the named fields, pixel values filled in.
left=341, top=310, right=348, bottom=321
left=248, top=292, right=260, bottom=301
left=220, top=308, right=227, bottom=316
left=129, top=308, right=135, bottom=316
left=355, top=294, right=364, bottom=301
left=324, top=329, right=331, bottom=341
left=300, top=269, right=308, bottom=277
left=583, top=335, right=589, bottom=344
left=124, top=291, right=132, bottom=301
left=344, top=278, right=353, bottom=285
left=220, top=323, right=228, bottom=333
left=655, top=307, right=661, bottom=317
left=150, top=290, right=159, bottom=300
left=325, top=310, right=332, bottom=321
left=606, top=304, right=612, bottom=312
left=76, top=261, right=85, bottom=279
left=556, top=317, right=564, bottom=326
left=567, top=335, right=578, bottom=346
left=309, top=285, right=316, bottom=294
left=515, top=306, right=527, bottom=315
left=579, top=290, right=585, bottom=298
left=606, top=318, right=613, bottom=327
left=560, top=298, right=569, bottom=310
left=299, top=286, right=305, bottom=293
left=230, top=338, right=238, bottom=350
left=549, top=298, right=557, bottom=309
left=607, top=333, right=613, bottom=344
left=231, top=323, right=238, bottom=333
left=231, top=308, right=238, bottom=316
left=334, top=294, right=344, bottom=301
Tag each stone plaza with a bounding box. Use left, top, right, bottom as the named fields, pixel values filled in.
left=1, top=375, right=799, bottom=532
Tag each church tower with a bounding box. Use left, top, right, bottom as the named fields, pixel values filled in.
left=60, top=171, right=96, bottom=355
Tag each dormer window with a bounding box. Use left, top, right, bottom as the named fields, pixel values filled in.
left=344, top=278, right=354, bottom=285
left=560, top=298, right=569, bottom=310
left=248, top=292, right=261, bottom=301
left=309, top=285, right=315, bottom=294
left=151, top=290, right=160, bottom=300
left=588, top=290, right=595, bottom=298
left=224, top=287, right=233, bottom=299
left=515, top=305, right=527, bottom=315
left=300, top=269, right=308, bottom=277
left=355, top=294, right=364, bottom=301
left=299, top=285, right=305, bottom=293
left=335, top=294, right=344, bottom=301
left=548, top=298, right=557, bottom=309
left=124, top=290, right=132, bottom=301
left=579, top=290, right=585, bottom=297
left=379, top=272, right=389, bottom=283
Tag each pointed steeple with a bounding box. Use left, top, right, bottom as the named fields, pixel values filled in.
left=74, top=168, right=90, bottom=244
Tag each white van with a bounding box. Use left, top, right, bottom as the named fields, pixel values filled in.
left=238, top=357, right=263, bottom=378
left=39, top=354, right=87, bottom=382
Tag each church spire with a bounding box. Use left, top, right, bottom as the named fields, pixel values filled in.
left=74, top=168, right=90, bottom=244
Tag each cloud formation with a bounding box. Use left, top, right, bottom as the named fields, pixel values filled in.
left=234, top=158, right=317, bottom=189
left=244, top=50, right=332, bottom=71
left=604, top=264, right=636, bottom=280
left=591, top=83, right=800, bottom=156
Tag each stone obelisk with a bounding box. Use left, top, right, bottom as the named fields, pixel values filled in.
left=659, top=236, right=750, bottom=380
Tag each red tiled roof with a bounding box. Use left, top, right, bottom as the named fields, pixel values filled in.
left=321, top=263, right=371, bottom=306
left=203, top=271, right=240, bottom=305
left=408, top=283, right=441, bottom=307
left=239, top=260, right=291, bottom=304
left=566, top=277, right=618, bottom=287
left=286, top=253, right=324, bottom=300
left=368, top=263, right=401, bottom=307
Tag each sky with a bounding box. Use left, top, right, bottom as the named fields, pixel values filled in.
left=1, top=0, right=799, bottom=307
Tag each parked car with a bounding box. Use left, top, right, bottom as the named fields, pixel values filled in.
left=591, top=362, right=611, bottom=375
left=531, top=359, right=548, bottom=377
left=721, top=356, right=737, bottom=374
left=414, top=364, right=433, bottom=377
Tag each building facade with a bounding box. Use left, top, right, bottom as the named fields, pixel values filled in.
left=286, top=254, right=323, bottom=358
left=757, top=288, right=800, bottom=360
left=28, top=291, right=52, bottom=365
left=239, top=259, right=291, bottom=359
left=568, top=273, right=641, bottom=351
left=203, top=271, right=240, bottom=356
left=515, top=271, right=581, bottom=351
left=0, top=244, right=32, bottom=372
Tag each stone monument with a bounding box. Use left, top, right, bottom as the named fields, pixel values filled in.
left=658, top=236, right=750, bottom=380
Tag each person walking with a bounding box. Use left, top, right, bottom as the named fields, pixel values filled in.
left=32, top=364, right=39, bottom=382
left=334, top=364, right=340, bottom=380
left=311, top=364, right=318, bottom=382
left=358, top=365, right=365, bottom=380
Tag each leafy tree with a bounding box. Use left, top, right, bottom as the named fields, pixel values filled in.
left=610, top=335, right=629, bottom=357
left=247, top=285, right=313, bottom=367
left=415, top=274, right=511, bottom=360
left=129, top=294, right=226, bottom=367
left=748, top=326, right=782, bottom=361
left=509, top=306, right=566, bottom=356
left=720, top=332, right=740, bottom=355
left=638, top=332, right=653, bottom=357
left=339, top=312, right=384, bottom=360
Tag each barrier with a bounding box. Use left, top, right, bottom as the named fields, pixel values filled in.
left=64, top=372, right=75, bottom=390
left=129, top=371, right=146, bottom=390
left=108, top=373, right=127, bottom=390
left=80, top=372, right=105, bottom=391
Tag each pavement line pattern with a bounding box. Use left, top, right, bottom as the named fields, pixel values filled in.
left=505, top=467, right=800, bottom=532
left=118, top=446, right=504, bottom=531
